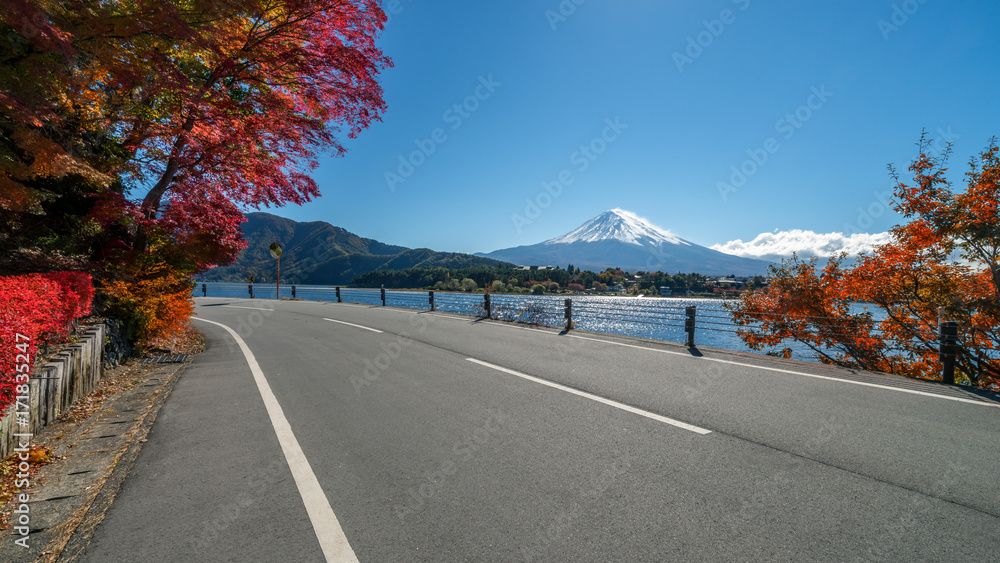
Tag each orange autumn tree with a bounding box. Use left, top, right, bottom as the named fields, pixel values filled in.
left=97, top=261, right=194, bottom=346
left=731, top=134, right=1000, bottom=390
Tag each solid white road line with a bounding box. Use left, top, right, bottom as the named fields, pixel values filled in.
left=486, top=318, right=1000, bottom=409
left=323, top=318, right=383, bottom=333
left=222, top=305, right=275, bottom=311
left=562, top=333, right=1000, bottom=409
left=466, top=358, right=712, bottom=435
left=193, top=318, right=359, bottom=563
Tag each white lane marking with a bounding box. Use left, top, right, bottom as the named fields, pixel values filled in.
left=563, top=333, right=1000, bottom=409
left=227, top=299, right=999, bottom=409
left=463, top=316, right=1000, bottom=408
left=323, top=318, right=383, bottom=333
left=222, top=305, right=276, bottom=311
left=466, top=358, right=711, bottom=435
left=330, top=305, right=1000, bottom=408
left=418, top=311, right=476, bottom=321
left=329, top=302, right=471, bottom=320
left=193, top=318, right=359, bottom=563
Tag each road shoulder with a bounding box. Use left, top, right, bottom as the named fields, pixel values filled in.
left=0, top=344, right=194, bottom=562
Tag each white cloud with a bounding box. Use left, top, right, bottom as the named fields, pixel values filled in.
left=711, top=229, right=892, bottom=262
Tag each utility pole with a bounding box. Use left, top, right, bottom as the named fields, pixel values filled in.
left=270, top=242, right=282, bottom=299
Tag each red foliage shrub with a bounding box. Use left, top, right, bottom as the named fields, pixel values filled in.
left=0, top=272, right=94, bottom=415
left=46, top=271, right=95, bottom=326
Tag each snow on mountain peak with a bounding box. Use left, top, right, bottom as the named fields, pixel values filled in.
left=544, top=209, right=690, bottom=247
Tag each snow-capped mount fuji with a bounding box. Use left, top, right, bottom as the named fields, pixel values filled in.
left=479, top=209, right=772, bottom=275
left=545, top=208, right=689, bottom=247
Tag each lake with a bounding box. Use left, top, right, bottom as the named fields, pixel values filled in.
left=193, top=282, right=838, bottom=361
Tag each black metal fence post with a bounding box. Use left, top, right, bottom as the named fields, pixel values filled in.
left=429, top=291, right=435, bottom=311
left=939, top=320, right=958, bottom=384
left=564, top=298, right=573, bottom=330
left=248, top=284, right=254, bottom=299
left=381, top=285, right=386, bottom=306
left=202, top=283, right=206, bottom=297
left=685, top=306, right=696, bottom=347
left=291, top=285, right=296, bottom=299
left=484, top=293, right=491, bottom=319
left=336, top=287, right=342, bottom=302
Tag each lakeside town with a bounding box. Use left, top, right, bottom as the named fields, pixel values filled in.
left=351, top=264, right=767, bottom=299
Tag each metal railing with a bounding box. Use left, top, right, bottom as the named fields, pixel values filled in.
left=196, top=283, right=997, bottom=387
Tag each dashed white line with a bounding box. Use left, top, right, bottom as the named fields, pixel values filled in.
left=193, top=317, right=358, bottom=562
left=323, top=318, right=383, bottom=333
left=214, top=299, right=998, bottom=409
left=461, top=318, right=999, bottom=409
left=466, top=358, right=712, bottom=435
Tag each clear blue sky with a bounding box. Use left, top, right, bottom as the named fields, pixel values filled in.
left=267, top=0, right=1000, bottom=256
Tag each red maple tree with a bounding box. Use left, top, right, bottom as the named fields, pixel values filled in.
left=2, top=0, right=391, bottom=267
left=1, top=1, right=391, bottom=347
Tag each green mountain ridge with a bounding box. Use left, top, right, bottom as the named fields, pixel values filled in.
left=202, top=212, right=513, bottom=285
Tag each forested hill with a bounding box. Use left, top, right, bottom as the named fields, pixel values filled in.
left=202, top=212, right=513, bottom=285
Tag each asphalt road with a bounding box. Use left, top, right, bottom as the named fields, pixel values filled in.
left=78, top=297, right=1000, bottom=562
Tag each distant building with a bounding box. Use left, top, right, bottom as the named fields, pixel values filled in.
left=516, top=265, right=554, bottom=271
left=659, top=286, right=673, bottom=296
left=715, top=277, right=745, bottom=288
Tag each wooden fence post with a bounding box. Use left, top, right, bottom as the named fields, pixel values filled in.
left=685, top=306, right=696, bottom=347
left=939, top=320, right=958, bottom=384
